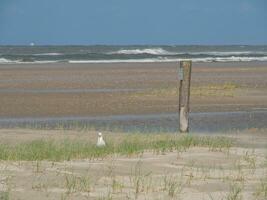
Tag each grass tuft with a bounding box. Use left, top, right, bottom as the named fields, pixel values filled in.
left=0, top=134, right=232, bottom=161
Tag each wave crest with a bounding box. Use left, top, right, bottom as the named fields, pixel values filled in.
left=109, top=48, right=176, bottom=55
left=0, top=58, right=15, bottom=64
left=0, top=58, right=59, bottom=64
left=33, top=53, right=63, bottom=56
left=68, top=56, right=267, bottom=64
left=108, top=49, right=267, bottom=57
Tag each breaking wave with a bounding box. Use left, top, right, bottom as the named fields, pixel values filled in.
left=1, top=45, right=267, bottom=64
left=33, top=53, right=63, bottom=56
left=0, top=58, right=59, bottom=64
left=1, top=57, right=267, bottom=64
left=109, top=48, right=176, bottom=55
left=109, top=49, right=267, bottom=57
left=0, top=58, right=17, bottom=64
left=68, top=56, right=267, bottom=64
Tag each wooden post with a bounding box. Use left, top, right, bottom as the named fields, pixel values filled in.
left=178, top=61, right=192, bottom=133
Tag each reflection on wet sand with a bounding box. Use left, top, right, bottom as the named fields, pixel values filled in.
left=0, top=110, right=266, bottom=133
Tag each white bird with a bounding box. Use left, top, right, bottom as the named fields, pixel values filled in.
left=97, top=132, right=106, bottom=147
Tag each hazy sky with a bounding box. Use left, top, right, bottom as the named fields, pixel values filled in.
left=0, top=0, right=266, bottom=45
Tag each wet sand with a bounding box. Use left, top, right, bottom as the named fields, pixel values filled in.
left=0, top=111, right=266, bottom=133
left=0, top=62, right=267, bottom=131
left=1, top=61, right=267, bottom=116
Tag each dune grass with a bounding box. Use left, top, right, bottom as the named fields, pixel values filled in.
left=0, top=134, right=232, bottom=161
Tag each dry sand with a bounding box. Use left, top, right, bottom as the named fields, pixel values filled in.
left=0, top=129, right=266, bottom=200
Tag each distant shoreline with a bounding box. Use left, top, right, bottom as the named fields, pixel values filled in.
left=1, top=60, right=267, bottom=68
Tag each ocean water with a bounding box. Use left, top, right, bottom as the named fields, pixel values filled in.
left=0, top=45, right=267, bottom=64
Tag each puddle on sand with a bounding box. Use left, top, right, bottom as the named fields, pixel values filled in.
left=0, top=111, right=266, bottom=133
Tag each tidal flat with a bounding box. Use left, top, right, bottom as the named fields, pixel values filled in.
left=0, top=62, right=267, bottom=132
left=0, top=62, right=267, bottom=117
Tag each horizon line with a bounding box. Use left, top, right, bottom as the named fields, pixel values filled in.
left=0, top=44, right=267, bottom=47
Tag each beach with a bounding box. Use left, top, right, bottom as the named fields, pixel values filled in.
left=0, top=61, right=267, bottom=132
left=0, top=61, right=267, bottom=199
left=1, top=0, right=266, bottom=199
left=0, top=129, right=266, bottom=200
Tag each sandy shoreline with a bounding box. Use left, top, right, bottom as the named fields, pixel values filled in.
left=1, top=61, right=267, bottom=117
left=0, top=61, right=267, bottom=131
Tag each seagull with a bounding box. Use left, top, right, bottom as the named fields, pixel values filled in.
left=97, top=132, right=106, bottom=147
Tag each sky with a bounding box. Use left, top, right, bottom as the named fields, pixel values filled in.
left=0, top=0, right=266, bottom=45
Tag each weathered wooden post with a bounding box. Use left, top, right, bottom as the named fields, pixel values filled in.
left=178, top=61, right=192, bottom=133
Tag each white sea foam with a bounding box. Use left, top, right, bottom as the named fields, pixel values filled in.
left=33, top=53, right=63, bottom=56
left=26, top=60, right=59, bottom=64
left=0, top=58, right=17, bottom=64
left=187, top=51, right=267, bottom=56
left=68, top=56, right=267, bottom=64
left=188, top=56, right=267, bottom=62
left=108, top=48, right=267, bottom=56
left=0, top=58, right=59, bottom=64
left=69, top=59, right=171, bottom=63
left=109, top=48, right=176, bottom=55
left=1, top=56, right=267, bottom=65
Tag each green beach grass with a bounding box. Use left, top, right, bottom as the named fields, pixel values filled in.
left=0, top=134, right=232, bottom=161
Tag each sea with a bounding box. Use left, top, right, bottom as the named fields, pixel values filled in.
left=0, top=45, right=267, bottom=64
